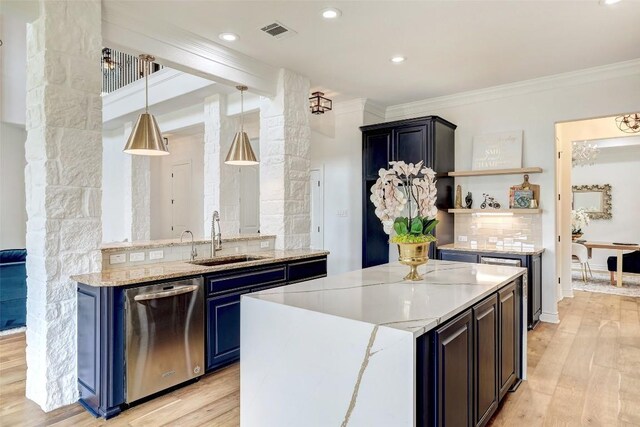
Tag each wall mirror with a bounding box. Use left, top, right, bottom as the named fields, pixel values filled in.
left=572, top=184, right=612, bottom=219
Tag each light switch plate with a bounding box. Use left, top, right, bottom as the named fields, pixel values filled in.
left=109, top=254, right=126, bottom=265
left=458, top=235, right=468, bottom=242
left=149, top=250, right=164, bottom=260
left=260, top=241, right=270, bottom=248
left=336, top=209, right=348, bottom=217
left=130, top=252, right=145, bottom=262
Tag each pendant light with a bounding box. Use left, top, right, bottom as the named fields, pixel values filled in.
left=123, top=54, right=169, bottom=156
left=225, top=85, right=258, bottom=165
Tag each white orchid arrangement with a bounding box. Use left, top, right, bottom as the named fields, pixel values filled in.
left=571, top=208, right=590, bottom=234
left=370, top=160, right=439, bottom=244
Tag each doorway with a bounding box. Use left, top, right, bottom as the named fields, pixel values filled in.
left=310, top=168, right=324, bottom=250
left=239, top=138, right=260, bottom=234
left=171, top=162, right=192, bottom=238
left=555, top=113, right=640, bottom=297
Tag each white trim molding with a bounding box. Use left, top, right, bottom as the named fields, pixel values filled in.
left=102, top=4, right=279, bottom=97
left=539, top=312, right=560, bottom=324
left=385, top=59, right=640, bottom=120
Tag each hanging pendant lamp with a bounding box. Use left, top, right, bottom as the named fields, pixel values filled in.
left=225, top=85, right=259, bottom=165
left=123, top=54, right=169, bottom=156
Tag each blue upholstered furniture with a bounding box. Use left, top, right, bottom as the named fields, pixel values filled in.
left=0, top=249, right=27, bottom=331
left=607, top=250, right=640, bottom=284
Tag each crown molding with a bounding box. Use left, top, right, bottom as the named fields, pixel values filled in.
left=332, top=98, right=386, bottom=118
left=386, top=59, right=640, bottom=121
left=102, top=4, right=279, bottom=97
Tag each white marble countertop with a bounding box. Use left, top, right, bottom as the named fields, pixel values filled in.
left=438, top=243, right=545, bottom=256
left=246, top=260, right=526, bottom=337
left=100, top=233, right=275, bottom=253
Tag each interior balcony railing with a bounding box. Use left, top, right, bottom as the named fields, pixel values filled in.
left=102, top=47, right=163, bottom=95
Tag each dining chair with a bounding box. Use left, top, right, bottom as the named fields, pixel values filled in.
left=572, top=243, right=591, bottom=282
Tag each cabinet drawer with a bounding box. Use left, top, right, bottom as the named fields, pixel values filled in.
left=206, top=266, right=286, bottom=295
left=287, top=258, right=327, bottom=283
left=439, top=251, right=479, bottom=264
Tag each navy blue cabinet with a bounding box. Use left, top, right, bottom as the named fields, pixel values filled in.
left=439, top=249, right=542, bottom=329
left=204, top=257, right=327, bottom=373
left=361, top=117, right=456, bottom=268
left=207, top=291, right=247, bottom=371
left=417, top=279, right=523, bottom=427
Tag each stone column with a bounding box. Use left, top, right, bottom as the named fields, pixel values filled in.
left=203, top=94, right=240, bottom=239
left=259, top=69, right=311, bottom=249
left=122, top=122, right=151, bottom=241
left=24, top=0, right=102, bottom=411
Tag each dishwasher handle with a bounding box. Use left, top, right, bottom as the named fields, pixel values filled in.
left=133, top=284, right=200, bottom=302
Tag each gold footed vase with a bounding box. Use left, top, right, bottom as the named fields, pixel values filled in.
left=397, top=242, right=431, bottom=281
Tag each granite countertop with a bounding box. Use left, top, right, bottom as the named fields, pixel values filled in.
left=71, top=249, right=329, bottom=287
left=100, top=233, right=275, bottom=253
left=438, top=243, right=545, bottom=256
left=246, top=260, right=526, bottom=337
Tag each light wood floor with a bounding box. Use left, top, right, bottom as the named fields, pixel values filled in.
left=1, top=291, right=638, bottom=426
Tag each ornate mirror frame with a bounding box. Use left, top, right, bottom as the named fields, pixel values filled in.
left=572, top=184, right=612, bottom=220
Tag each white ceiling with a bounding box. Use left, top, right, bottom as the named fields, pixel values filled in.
left=102, top=0, right=640, bottom=106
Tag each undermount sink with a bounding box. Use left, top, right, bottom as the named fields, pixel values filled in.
left=188, top=255, right=269, bottom=267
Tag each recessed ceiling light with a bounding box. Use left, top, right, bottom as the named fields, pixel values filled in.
left=219, top=32, right=239, bottom=42
left=390, top=56, right=406, bottom=64
left=600, top=0, right=621, bottom=4
left=321, top=8, right=341, bottom=19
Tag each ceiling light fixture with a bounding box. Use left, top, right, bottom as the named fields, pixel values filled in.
left=321, top=8, right=341, bottom=19
left=572, top=141, right=599, bottom=167
left=218, top=32, right=239, bottom=42
left=225, top=85, right=259, bottom=165
left=102, top=47, right=117, bottom=70
left=600, top=0, right=621, bottom=5
left=123, top=54, right=169, bottom=156
left=390, top=56, right=406, bottom=63
left=309, top=91, right=333, bottom=115
left=615, top=113, right=640, bottom=133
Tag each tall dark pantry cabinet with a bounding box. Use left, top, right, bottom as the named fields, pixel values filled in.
left=361, top=116, right=456, bottom=268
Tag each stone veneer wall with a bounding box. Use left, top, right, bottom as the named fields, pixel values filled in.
left=203, top=94, right=240, bottom=235
left=24, top=0, right=103, bottom=411
left=259, top=69, right=311, bottom=250
left=453, top=213, right=542, bottom=251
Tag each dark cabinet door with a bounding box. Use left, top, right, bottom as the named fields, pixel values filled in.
left=439, top=251, right=479, bottom=264
left=473, top=294, right=499, bottom=427
left=530, top=255, right=542, bottom=327
left=363, top=130, right=391, bottom=179
left=393, top=125, right=427, bottom=165
left=363, top=180, right=391, bottom=268
left=434, top=310, right=473, bottom=427
left=207, top=291, right=247, bottom=371
left=498, top=281, right=517, bottom=398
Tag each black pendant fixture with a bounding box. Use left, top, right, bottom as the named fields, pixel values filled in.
left=309, top=91, right=332, bottom=115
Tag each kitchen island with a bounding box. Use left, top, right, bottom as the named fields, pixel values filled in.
left=241, top=260, right=527, bottom=427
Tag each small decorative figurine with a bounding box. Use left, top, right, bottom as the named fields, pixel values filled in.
left=481, top=193, right=501, bottom=209
left=465, top=192, right=473, bottom=209
left=455, top=185, right=463, bottom=208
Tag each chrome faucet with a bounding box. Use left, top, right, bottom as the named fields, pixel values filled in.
left=180, top=230, right=197, bottom=261
left=211, top=211, right=222, bottom=257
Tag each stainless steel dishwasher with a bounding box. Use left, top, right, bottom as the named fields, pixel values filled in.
left=124, top=277, right=204, bottom=403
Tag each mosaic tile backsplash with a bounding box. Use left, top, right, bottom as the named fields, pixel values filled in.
left=454, top=213, right=542, bottom=252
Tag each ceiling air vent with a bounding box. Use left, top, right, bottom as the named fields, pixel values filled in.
left=260, top=21, right=297, bottom=40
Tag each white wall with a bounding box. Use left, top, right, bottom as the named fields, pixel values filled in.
left=0, top=13, right=27, bottom=125
left=385, top=60, right=640, bottom=323
left=150, top=133, right=204, bottom=239
left=102, top=129, right=128, bottom=243
left=572, top=145, right=640, bottom=270
left=309, top=101, right=384, bottom=276
left=0, top=122, right=26, bottom=249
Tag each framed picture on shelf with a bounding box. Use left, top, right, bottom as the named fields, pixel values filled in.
left=471, top=130, right=523, bottom=170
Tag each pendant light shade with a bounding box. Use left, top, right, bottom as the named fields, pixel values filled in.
left=123, top=54, right=169, bottom=156
left=225, top=85, right=259, bottom=165
left=124, top=113, right=168, bottom=155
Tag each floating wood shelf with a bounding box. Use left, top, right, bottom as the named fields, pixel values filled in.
left=448, top=167, right=543, bottom=177
left=448, top=208, right=542, bottom=214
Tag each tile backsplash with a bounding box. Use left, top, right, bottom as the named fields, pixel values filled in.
left=454, top=213, right=542, bottom=251
left=101, top=236, right=276, bottom=271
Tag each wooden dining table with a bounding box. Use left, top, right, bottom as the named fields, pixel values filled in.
left=581, top=241, right=640, bottom=287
